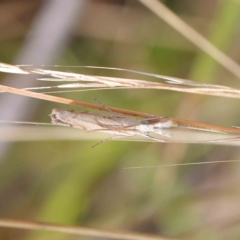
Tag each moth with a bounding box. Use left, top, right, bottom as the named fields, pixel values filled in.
left=50, top=109, right=176, bottom=146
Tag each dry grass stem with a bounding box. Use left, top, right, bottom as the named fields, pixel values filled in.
left=0, top=83, right=154, bottom=118
left=124, top=159, right=240, bottom=169
left=0, top=218, right=173, bottom=240
left=1, top=63, right=240, bottom=100
left=1, top=62, right=240, bottom=143
left=139, top=0, right=240, bottom=79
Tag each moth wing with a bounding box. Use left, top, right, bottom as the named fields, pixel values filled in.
left=95, top=115, right=140, bottom=129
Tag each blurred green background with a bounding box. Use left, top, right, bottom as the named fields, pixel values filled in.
left=0, top=0, right=240, bottom=239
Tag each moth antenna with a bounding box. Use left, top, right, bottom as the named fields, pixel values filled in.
left=94, top=98, right=113, bottom=113
left=94, top=98, right=128, bottom=117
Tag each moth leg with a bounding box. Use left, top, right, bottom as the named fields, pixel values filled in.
left=91, top=136, right=113, bottom=148
left=91, top=135, right=128, bottom=148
